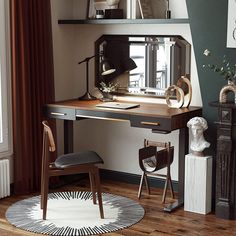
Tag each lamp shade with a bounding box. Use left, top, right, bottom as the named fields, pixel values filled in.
left=122, top=57, right=137, bottom=72
left=101, top=58, right=116, bottom=75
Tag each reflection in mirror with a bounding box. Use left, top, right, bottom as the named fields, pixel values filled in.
left=95, top=35, right=191, bottom=97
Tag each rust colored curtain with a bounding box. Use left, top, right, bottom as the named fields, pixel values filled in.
left=10, top=0, right=55, bottom=194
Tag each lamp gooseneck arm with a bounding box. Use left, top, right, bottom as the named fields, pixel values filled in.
left=78, top=55, right=97, bottom=64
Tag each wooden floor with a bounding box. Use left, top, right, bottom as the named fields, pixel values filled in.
left=0, top=179, right=235, bottom=236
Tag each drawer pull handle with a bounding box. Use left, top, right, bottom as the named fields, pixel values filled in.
left=141, top=121, right=160, bottom=126
left=51, top=112, right=66, bottom=116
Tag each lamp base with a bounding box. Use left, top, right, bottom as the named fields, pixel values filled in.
left=78, top=92, right=97, bottom=101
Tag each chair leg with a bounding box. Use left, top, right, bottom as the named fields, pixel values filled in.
left=94, top=168, right=104, bottom=219
left=41, top=170, right=45, bottom=210
left=42, top=174, right=49, bottom=220
left=89, top=172, right=96, bottom=204
left=41, top=147, right=46, bottom=210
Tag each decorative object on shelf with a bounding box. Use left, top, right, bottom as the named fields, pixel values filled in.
left=227, top=0, right=236, bottom=48
left=219, top=79, right=236, bottom=103
left=176, top=76, right=192, bottom=107
left=203, top=49, right=236, bottom=103
left=78, top=54, right=115, bottom=101
left=87, top=0, right=107, bottom=19
left=165, top=85, right=184, bottom=108
left=96, top=9, right=104, bottom=18
left=138, top=0, right=153, bottom=19
left=99, top=81, right=118, bottom=101
left=165, top=0, right=171, bottom=19
left=105, top=0, right=123, bottom=19
left=106, top=0, right=119, bottom=8
left=187, top=117, right=210, bottom=157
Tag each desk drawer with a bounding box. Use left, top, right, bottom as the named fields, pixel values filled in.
left=45, top=106, right=76, bottom=120
left=130, top=115, right=171, bottom=132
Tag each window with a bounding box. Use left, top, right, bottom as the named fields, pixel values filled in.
left=0, top=0, right=10, bottom=153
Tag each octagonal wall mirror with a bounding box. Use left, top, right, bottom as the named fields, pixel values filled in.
left=95, top=35, right=191, bottom=97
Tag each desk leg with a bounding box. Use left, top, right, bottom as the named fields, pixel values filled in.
left=64, top=120, right=73, bottom=154
left=164, top=127, right=188, bottom=212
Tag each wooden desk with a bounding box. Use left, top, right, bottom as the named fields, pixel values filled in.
left=44, top=99, right=202, bottom=212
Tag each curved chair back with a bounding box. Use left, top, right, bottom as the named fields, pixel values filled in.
left=42, top=121, right=56, bottom=152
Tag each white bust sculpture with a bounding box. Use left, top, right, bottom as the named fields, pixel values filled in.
left=106, top=0, right=120, bottom=9
left=187, top=117, right=210, bottom=157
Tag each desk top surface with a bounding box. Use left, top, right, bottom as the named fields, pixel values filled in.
left=47, top=99, right=202, bottom=118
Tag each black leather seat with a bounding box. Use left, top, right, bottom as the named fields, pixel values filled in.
left=55, top=151, right=104, bottom=168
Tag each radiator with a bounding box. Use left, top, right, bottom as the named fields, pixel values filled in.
left=0, top=159, right=10, bottom=199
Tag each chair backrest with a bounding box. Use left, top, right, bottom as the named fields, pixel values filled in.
left=42, top=121, right=56, bottom=152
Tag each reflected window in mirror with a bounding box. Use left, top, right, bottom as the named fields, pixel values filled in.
left=95, top=35, right=191, bottom=98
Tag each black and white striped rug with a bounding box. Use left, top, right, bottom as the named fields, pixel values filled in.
left=6, top=191, right=145, bottom=235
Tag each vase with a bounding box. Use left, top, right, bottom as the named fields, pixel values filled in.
left=219, top=79, right=236, bottom=103
left=102, top=92, right=114, bottom=101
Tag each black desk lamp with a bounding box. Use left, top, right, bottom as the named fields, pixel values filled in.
left=78, top=54, right=115, bottom=100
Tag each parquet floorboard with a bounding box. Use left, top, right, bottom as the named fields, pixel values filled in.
left=0, top=179, right=235, bottom=235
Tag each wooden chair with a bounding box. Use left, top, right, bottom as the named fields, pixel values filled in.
left=138, top=139, right=175, bottom=203
left=41, top=121, right=104, bottom=220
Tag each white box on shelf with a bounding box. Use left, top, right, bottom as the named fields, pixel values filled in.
left=184, top=154, right=212, bottom=215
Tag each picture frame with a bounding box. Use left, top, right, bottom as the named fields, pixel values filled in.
left=138, top=0, right=153, bottom=19
left=87, top=0, right=107, bottom=19
left=226, top=0, right=236, bottom=48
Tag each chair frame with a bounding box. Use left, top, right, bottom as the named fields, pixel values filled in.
left=138, top=139, right=175, bottom=203
left=41, top=121, right=104, bottom=220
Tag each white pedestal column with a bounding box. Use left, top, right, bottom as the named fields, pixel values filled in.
left=184, top=154, right=212, bottom=214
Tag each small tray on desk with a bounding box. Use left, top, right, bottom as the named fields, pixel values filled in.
left=96, top=102, right=140, bottom=110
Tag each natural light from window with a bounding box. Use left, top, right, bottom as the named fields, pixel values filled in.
left=0, top=0, right=9, bottom=153
left=0, top=62, right=3, bottom=143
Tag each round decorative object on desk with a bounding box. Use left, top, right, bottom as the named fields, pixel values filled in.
left=219, top=79, right=236, bottom=103
left=165, top=85, right=184, bottom=108
left=176, top=76, right=192, bottom=108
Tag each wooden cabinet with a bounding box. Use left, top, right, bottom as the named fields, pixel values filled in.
left=210, top=101, right=236, bottom=220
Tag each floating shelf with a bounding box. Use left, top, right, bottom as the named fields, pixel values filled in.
left=58, top=18, right=189, bottom=25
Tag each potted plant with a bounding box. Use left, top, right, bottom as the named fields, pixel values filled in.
left=99, top=81, right=118, bottom=101
left=203, top=49, right=236, bottom=103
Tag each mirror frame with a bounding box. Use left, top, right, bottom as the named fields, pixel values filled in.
left=95, top=34, right=191, bottom=98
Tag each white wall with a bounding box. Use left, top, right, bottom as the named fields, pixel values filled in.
left=50, top=0, right=202, bottom=181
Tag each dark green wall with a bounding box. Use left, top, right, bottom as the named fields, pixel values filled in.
left=186, top=0, right=236, bottom=155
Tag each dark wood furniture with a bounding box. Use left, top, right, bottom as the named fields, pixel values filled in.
left=58, top=19, right=189, bottom=25
left=44, top=99, right=202, bottom=212
left=210, top=101, right=236, bottom=220
left=41, top=121, right=104, bottom=220
left=138, top=140, right=174, bottom=203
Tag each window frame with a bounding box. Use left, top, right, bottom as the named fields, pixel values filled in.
left=0, top=0, right=12, bottom=155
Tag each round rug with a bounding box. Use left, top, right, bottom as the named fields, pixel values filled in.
left=6, top=191, right=145, bottom=235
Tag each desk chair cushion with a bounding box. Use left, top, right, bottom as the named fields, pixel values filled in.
left=55, top=151, right=104, bottom=168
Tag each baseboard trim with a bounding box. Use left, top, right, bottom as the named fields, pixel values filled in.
left=100, top=169, right=178, bottom=192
